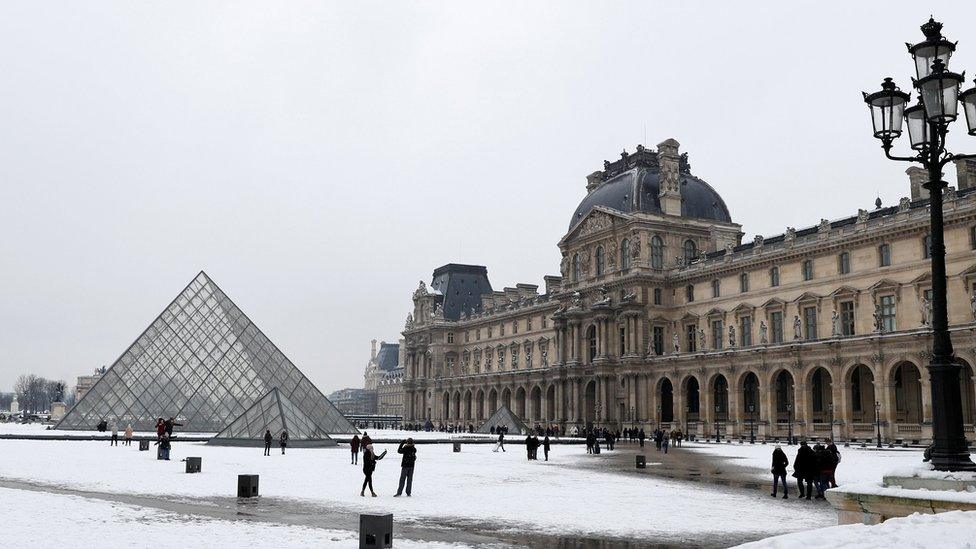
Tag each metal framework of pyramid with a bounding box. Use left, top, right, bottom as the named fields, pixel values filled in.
left=55, top=272, right=358, bottom=435
left=476, top=405, right=529, bottom=435
left=208, top=388, right=337, bottom=447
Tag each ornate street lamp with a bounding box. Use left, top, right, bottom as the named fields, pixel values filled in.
left=828, top=403, right=835, bottom=443
left=749, top=404, right=756, bottom=444
left=656, top=404, right=662, bottom=428
left=715, top=404, right=722, bottom=443
left=787, top=403, right=794, bottom=445
left=863, top=17, right=976, bottom=471
left=685, top=405, right=690, bottom=441
left=875, top=401, right=883, bottom=449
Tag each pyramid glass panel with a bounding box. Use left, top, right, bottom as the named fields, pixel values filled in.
left=209, top=388, right=334, bottom=446
left=477, top=405, right=530, bottom=435
left=56, top=272, right=357, bottom=435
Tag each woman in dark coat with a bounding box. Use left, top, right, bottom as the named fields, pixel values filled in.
left=770, top=445, right=789, bottom=499
left=360, top=444, right=388, bottom=497
left=350, top=434, right=361, bottom=464
left=279, top=430, right=288, bottom=455
left=792, top=441, right=814, bottom=499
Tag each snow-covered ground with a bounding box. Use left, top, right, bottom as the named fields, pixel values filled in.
left=0, top=486, right=466, bottom=548
left=734, top=510, right=976, bottom=548
left=687, top=441, right=923, bottom=484
left=0, top=437, right=835, bottom=543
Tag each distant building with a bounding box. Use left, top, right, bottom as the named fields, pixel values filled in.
left=74, top=368, right=105, bottom=404
left=327, top=388, right=375, bottom=415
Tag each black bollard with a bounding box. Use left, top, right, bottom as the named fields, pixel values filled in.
left=636, top=455, right=646, bottom=469
left=185, top=457, right=202, bottom=473
left=359, top=513, right=393, bottom=549
left=237, top=474, right=259, bottom=498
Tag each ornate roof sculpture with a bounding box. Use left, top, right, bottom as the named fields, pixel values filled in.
left=55, top=271, right=358, bottom=435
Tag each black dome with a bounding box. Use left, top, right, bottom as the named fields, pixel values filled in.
left=569, top=168, right=732, bottom=230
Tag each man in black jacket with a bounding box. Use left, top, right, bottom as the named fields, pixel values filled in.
left=394, top=438, right=417, bottom=497
left=263, top=429, right=272, bottom=456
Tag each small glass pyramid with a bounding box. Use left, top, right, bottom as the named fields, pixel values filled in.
left=477, top=405, right=529, bottom=435
left=209, top=387, right=335, bottom=446
left=55, top=272, right=358, bottom=435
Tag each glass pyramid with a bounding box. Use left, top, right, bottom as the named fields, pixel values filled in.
left=209, top=387, right=335, bottom=446
left=55, top=272, right=358, bottom=435
left=476, top=405, right=529, bottom=435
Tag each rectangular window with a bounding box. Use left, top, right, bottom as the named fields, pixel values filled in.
left=803, top=260, right=814, bottom=281
left=712, top=280, right=721, bottom=298
left=711, top=320, right=723, bottom=349
left=839, top=252, right=851, bottom=275
left=465, top=331, right=470, bottom=342
left=499, top=324, right=504, bottom=336
left=771, top=267, right=780, bottom=287
left=803, top=306, right=818, bottom=339
left=923, top=234, right=932, bottom=259
left=971, top=226, right=976, bottom=250
left=653, top=288, right=662, bottom=306
left=619, top=327, right=626, bottom=356
left=512, top=321, right=518, bottom=334
left=770, top=311, right=784, bottom=343
left=477, top=329, right=481, bottom=340
left=879, top=244, right=891, bottom=267
left=880, top=295, right=896, bottom=332
left=740, top=316, right=752, bottom=347
left=686, top=285, right=695, bottom=303
left=840, top=301, right=855, bottom=336
left=740, top=273, right=749, bottom=293
left=686, top=324, right=697, bottom=352
left=542, top=316, right=548, bottom=329
left=652, top=326, right=664, bottom=356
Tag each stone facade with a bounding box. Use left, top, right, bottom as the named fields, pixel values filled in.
left=402, top=141, right=976, bottom=444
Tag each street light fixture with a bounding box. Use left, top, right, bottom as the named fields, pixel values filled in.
left=875, top=401, right=883, bottom=449
left=656, top=404, right=662, bottom=429
left=863, top=17, right=976, bottom=472
left=685, top=405, right=690, bottom=441
left=749, top=404, right=756, bottom=444
left=787, top=403, right=794, bottom=445
left=715, top=403, right=722, bottom=443
left=828, top=402, right=835, bottom=443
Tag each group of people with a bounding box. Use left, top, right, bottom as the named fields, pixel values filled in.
left=770, top=440, right=842, bottom=500
left=651, top=428, right=683, bottom=453
left=100, top=420, right=135, bottom=447
left=523, top=434, right=551, bottom=461
left=153, top=417, right=181, bottom=460
left=263, top=429, right=289, bottom=455
left=356, top=433, right=418, bottom=498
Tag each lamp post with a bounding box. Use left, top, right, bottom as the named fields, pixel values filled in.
left=787, top=403, right=794, bottom=445
left=656, top=404, right=662, bottom=429
left=595, top=403, right=602, bottom=426
left=828, top=403, right=835, bottom=443
left=685, top=405, right=690, bottom=441
left=630, top=406, right=636, bottom=429
left=715, top=404, right=722, bottom=443
left=875, top=401, right=883, bottom=449
left=863, top=17, right=976, bottom=471
left=749, top=404, right=756, bottom=444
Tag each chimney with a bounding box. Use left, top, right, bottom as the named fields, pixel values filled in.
left=586, top=171, right=604, bottom=194
left=955, top=159, right=976, bottom=191
left=657, top=138, right=682, bottom=216
left=543, top=275, right=562, bottom=295
left=370, top=339, right=377, bottom=360
left=907, top=166, right=929, bottom=201
left=515, top=283, right=539, bottom=300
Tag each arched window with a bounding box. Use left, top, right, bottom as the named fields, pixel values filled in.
left=683, top=240, right=698, bottom=263
left=595, top=246, right=605, bottom=276
left=572, top=253, right=581, bottom=282
left=620, top=239, right=631, bottom=270
left=685, top=284, right=695, bottom=303
left=586, top=326, right=597, bottom=362
left=650, top=235, right=664, bottom=269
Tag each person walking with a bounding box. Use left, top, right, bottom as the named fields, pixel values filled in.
left=793, top=440, right=814, bottom=499
left=542, top=435, right=550, bottom=461
left=360, top=444, right=387, bottom=497
left=825, top=439, right=841, bottom=487
left=770, top=445, right=789, bottom=499
left=394, top=438, right=416, bottom=497
left=493, top=432, right=505, bottom=452
left=361, top=432, right=372, bottom=448
left=524, top=434, right=533, bottom=461
left=638, top=428, right=646, bottom=448
left=279, top=430, right=288, bottom=455
left=812, top=444, right=831, bottom=499
left=662, top=430, right=670, bottom=454
left=263, top=429, right=273, bottom=456
left=110, top=421, right=119, bottom=447
left=350, top=434, right=361, bottom=464
left=123, top=424, right=133, bottom=446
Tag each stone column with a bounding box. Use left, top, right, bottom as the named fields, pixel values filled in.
left=833, top=379, right=847, bottom=441
left=794, top=379, right=808, bottom=440
left=730, top=387, right=743, bottom=437
left=701, top=382, right=714, bottom=437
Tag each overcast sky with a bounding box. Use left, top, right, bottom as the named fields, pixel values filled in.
left=1, top=1, right=974, bottom=395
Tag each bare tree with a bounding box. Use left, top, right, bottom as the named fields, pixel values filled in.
left=14, top=374, right=51, bottom=413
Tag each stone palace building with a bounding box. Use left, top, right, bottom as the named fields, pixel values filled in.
left=401, top=139, right=976, bottom=443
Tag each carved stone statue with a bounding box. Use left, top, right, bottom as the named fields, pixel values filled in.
left=672, top=332, right=680, bottom=354
left=818, top=218, right=831, bottom=233
left=405, top=313, right=414, bottom=329
left=857, top=209, right=869, bottom=223
left=759, top=321, right=768, bottom=344
left=831, top=310, right=840, bottom=337
left=971, top=290, right=976, bottom=322
left=728, top=324, right=736, bottom=348
left=571, top=291, right=583, bottom=308
left=433, top=303, right=444, bottom=320
left=785, top=227, right=796, bottom=241
left=631, top=232, right=641, bottom=260
left=753, top=234, right=764, bottom=247
left=699, top=328, right=706, bottom=351
left=725, top=242, right=734, bottom=256
left=560, top=254, right=570, bottom=278
left=580, top=252, right=591, bottom=275
left=921, top=296, right=933, bottom=327
left=793, top=315, right=802, bottom=340
left=607, top=241, right=618, bottom=269
left=873, top=304, right=883, bottom=332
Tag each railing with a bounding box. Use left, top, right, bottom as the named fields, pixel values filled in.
left=851, top=423, right=875, bottom=432
left=896, top=424, right=922, bottom=434
left=965, top=424, right=975, bottom=433
left=812, top=423, right=832, bottom=432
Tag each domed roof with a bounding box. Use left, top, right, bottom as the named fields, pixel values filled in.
left=568, top=148, right=731, bottom=230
